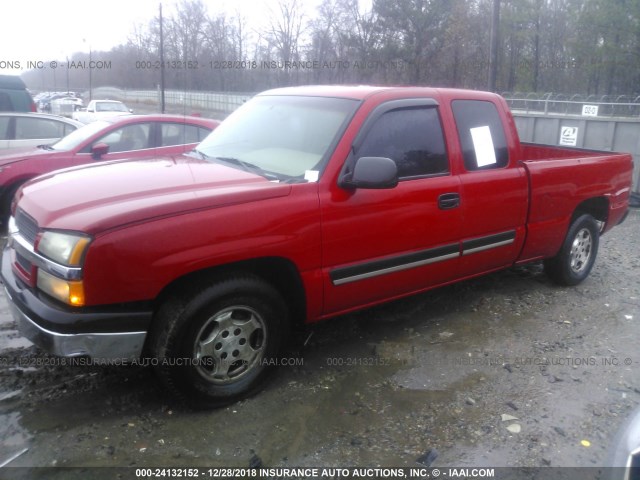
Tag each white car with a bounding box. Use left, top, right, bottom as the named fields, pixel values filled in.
left=72, top=99, right=133, bottom=124
left=0, top=112, right=82, bottom=149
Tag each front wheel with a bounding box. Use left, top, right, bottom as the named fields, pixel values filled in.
left=544, top=214, right=600, bottom=286
left=149, top=275, right=288, bottom=408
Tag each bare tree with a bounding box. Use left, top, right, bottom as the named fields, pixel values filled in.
left=267, top=0, right=307, bottom=62
left=162, top=0, right=208, bottom=88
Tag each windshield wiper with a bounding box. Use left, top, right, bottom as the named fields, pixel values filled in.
left=188, top=149, right=210, bottom=160
left=37, top=144, right=54, bottom=150
left=213, top=156, right=279, bottom=180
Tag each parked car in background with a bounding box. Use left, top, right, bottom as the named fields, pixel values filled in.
left=0, top=112, right=82, bottom=150
left=0, top=114, right=219, bottom=218
left=72, top=99, right=132, bottom=124
left=34, top=92, right=58, bottom=112
left=50, top=97, right=84, bottom=117
left=36, top=92, right=83, bottom=114
left=0, top=75, right=36, bottom=112
left=34, top=92, right=53, bottom=112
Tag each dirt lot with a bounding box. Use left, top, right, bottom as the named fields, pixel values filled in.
left=0, top=211, right=639, bottom=477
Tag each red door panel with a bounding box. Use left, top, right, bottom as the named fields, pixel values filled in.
left=320, top=175, right=462, bottom=316
left=458, top=167, right=528, bottom=276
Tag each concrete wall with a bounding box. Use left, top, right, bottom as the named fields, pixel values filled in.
left=512, top=112, right=640, bottom=193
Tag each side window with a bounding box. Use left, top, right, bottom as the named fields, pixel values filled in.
left=0, top=117, right=10, bottom=139
left=159, top=123, right=184, bottom=147
left=15, top=118, right=65, bottom=139
left=196, top=126, right=211, bottom=141
left=160, top=124, right=213, bottom=147
left=451, top=100, right=509, bottom=171
left=63, top=123, right=77, bottom=136
left=357, top=107, right=449, bottom=179
left=91, top=123, right=151, bottom=153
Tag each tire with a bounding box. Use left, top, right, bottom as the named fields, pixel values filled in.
left=148, top=275, right=288, bottom=408
left=544, top=214, right=600, bottom=286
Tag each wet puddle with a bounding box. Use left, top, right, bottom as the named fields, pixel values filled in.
left=0, top=411, right=31, bottom=468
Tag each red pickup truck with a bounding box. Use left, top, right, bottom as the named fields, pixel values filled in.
left=1, top=86, right=633, bottom=407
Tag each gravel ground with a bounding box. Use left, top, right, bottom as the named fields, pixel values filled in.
left=0, top=210, right=639, bottom=478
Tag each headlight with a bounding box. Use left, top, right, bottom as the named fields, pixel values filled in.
left=37, top=231, right=91, bottom=266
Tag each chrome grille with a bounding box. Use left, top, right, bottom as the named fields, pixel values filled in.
left=15, top=209, right=39, bottom=245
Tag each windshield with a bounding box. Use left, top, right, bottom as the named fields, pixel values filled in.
left=195, top=95, right=359, bottom=181
left=96, top=101, right=128, bottom=112
left=51, top=120, right=110, bottom=151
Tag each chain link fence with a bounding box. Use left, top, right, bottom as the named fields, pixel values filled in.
left=90, top=87, right=254, bottom=117
left=86, top=88, right=640, bottom=118
left=503, top=92, right=640, bottom=117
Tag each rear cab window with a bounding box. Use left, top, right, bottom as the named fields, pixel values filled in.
left=451, top=100, right=509, bottom=171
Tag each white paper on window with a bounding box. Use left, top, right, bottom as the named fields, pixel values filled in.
left=304, top=170, right=319, bottom=182
left=470, top=126, right=497, bottom=167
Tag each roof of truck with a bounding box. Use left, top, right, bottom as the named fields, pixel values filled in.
left=257, top=84, right=503, bottom=103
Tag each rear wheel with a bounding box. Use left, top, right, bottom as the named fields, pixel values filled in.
left=544, top=214, right=600, bottom=286
left=149, top=275, right=288, bottom=408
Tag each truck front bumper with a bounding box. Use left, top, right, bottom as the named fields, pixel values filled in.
left=1, top=247, right=153, bottom=360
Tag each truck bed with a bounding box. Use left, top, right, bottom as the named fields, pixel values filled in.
left=520, top=142, right=629, bottom=161
left=516, top=142, right=633, bottom=263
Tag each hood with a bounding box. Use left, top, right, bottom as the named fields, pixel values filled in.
left=0, top=146, right=54, bottom=166
left=18, top=156, right=292, bottom=234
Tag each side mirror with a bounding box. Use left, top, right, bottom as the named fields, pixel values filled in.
left=341, top=156, right=398, bottom=189
left=129, top=109, right=134, bottom=113
left=91, top=142, right=110, bottom=160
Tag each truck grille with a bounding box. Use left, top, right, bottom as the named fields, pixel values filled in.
left=16, top=252, right=33, bottom=272
left=15, top=208, right=39, bottom=245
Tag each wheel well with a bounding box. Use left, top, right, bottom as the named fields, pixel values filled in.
left=572, top=197, right=609, bottom=225
left=1, top=180, right=28, bottom=215
left=154, top=257, right=307, bottom=326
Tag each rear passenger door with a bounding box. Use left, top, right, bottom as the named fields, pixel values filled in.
left=451, top=99, right=528, bottom=276
left=322, top=100, right=462, bottom=315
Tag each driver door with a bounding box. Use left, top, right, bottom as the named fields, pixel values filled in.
left=321, top=100, right=463, bottom=316
left=79, top=122, right=154, bottom=163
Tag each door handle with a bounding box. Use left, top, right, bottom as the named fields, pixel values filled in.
left=438, top=192, right=460, bottom=210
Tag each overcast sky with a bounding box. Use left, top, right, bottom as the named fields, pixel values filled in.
left=0, top=0, right=278, bottom=75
